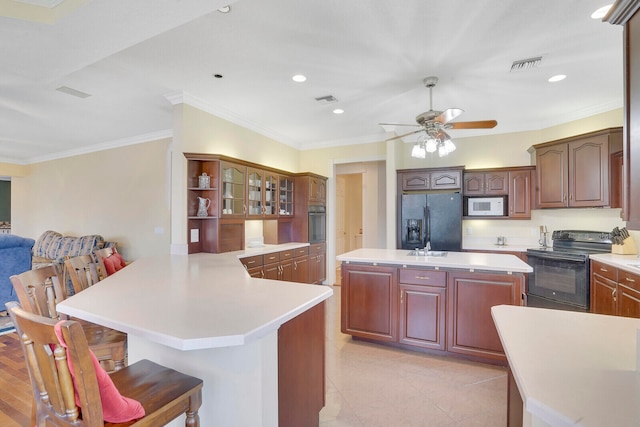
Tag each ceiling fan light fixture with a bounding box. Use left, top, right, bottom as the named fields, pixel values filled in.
left=425, top=138, right=438, bottom=153
left=411, top=143, right=426, bottom=159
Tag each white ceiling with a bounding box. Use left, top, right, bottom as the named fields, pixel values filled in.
left=0, top=0, right=623, bottom=164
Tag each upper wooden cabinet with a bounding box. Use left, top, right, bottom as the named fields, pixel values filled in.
left=606, top=3, right=640, bottom=228
left=221, top=161, right=247, bottom=217
left=533, top=128, right=622, bottom=208
left=246, top=168, right=278, bottom=219
left=399, top=166, right=463, bottom=192
left=462, top=166, right=535, bottom=219
left=309, top=176, right=326, bottom=204
left=463, top=171, right=508, bottom=196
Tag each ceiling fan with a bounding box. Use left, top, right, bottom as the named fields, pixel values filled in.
left=380, top=76, right=497, bottom=157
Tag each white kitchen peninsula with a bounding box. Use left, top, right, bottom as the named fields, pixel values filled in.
left=492, top=305, right=640, bottom=427
left=57, top=249, right=333, bottom=427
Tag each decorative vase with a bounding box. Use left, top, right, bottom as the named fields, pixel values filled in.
left=197, top=197, right=211, bottom=217
left=198, top=172, right=210, bottom=188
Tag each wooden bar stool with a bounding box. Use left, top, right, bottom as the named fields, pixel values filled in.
left=6, top=301, right=203, bottom=426
left=10, top=265, right=127, bottom=372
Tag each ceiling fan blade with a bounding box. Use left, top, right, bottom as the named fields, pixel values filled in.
left=434, top=108, right=463, bottom=124
left=378, top=122, right=420, bottom=127
left=385, top=129, right=423, bottom=142
left=446, top=120, right=497, bottom=129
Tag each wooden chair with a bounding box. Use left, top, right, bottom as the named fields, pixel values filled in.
left=65, top=255, right=100, bottom=294
left=94, top=247, right=126, bottom=278
left=10, top=265, right=127, bottom=372
left=6, top=301, right=203, bottom=427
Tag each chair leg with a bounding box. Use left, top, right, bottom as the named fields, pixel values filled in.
left=185, top=390, right=202, bottom=427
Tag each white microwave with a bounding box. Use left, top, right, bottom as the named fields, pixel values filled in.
left=467, top=196, right=507, bottom=216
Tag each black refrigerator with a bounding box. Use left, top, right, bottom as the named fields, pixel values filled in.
left=398, top=192, right=462, bottom=251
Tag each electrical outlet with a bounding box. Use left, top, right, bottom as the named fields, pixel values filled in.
left=466, top=227, right=473, bottom=235
left=190, top=229, right=199, bottom=243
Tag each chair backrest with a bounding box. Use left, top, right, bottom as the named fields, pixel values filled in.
left=6, top=301, right=105, bottom=426
left=93, top=247, right=125, bottom=277
left=10, top=265, right=67, bottom=320
left=64, top=255, right=100, bottom=294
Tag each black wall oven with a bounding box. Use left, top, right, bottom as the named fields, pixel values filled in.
left=308, top=205, right=326, bottom=243
left=526, top=230, right=611, bottom=312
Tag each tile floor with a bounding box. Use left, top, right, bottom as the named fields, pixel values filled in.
left=319, top=285, right=508, bottom=427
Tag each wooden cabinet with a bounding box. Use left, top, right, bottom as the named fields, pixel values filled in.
left=590, top=260, right=640, bottom=318
left=292, top=246, right=310, bottom=283
left=462, top=166, right=534, bottom=219
left=534, top=128, right=622, bottom=208
left=398, top=269, right=446, bottom=350
left=309, top=243, right=326, bottom=284
left=446, top=271, right=523, bottom=362
left=309, top=176, right=326, bottom=204
left=606, top=3, right=640, bottom=228
left=508, top=168, right=533, bottom=218
left=246, top=168, right=278, bottom=218
left=399, top=167, right=463, bottom=191
left=463, top=171, right=508, bottom=196
left=590, top=260, right=618, bottom=316
left=278, top=175, right=294, bottom=216
left=221, top=161, right=247, bottom=216
left=185, top=153, right=323, bottom=253
left=340, top=262, right=525, bottom=362
left=341, top=263, right=398, bottom=342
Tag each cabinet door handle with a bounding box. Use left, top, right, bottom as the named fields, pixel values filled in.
left=626, top=277, right=636, bottom=283
left=294, top=261, right=298, bottom=270
left=599, top=267, right=608, bottom=272
left=400, top=290, right=404, bottom=304
left=246, top=260, right=255, bottom=265
left=613, top=288, right=617, bottom=302
left=261, top=270, right=265, bottom=278
left=415, top=276, right=431, bottom=280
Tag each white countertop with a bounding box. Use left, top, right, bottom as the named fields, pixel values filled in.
left=589, top=253, right=640, bottom=275
left=336, top=248, right=532, bottom=273
left=492, top=305, right=640, bottom=427
left=57, top=248, right=332, bottom=351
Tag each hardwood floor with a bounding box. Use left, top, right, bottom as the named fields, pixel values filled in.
left=0, top=332, right=32, bottom=427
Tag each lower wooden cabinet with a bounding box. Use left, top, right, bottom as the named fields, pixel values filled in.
left=341, top=264, right=397, bottom=342
left=341, top=262, right=524, bottom=362
left=240, top=245, right=318, bottom=284
left=447, top=271, right=522, bottom=361
left=309, top=243, right=326, bottom=284
left=591, top=260, right=640, bottom=318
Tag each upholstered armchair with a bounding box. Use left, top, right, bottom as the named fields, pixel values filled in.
left=0, top=234, right=35, bottom=309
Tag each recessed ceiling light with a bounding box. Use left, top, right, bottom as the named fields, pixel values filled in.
left=548, top=74, right=567, bottom=83
left=333, top=108, right=344, bottom=115
left=591, top=4, right=612, bottom=19
left=292, top=74, right=307, bottom=83
left=217, top=5, right=231, bottom=13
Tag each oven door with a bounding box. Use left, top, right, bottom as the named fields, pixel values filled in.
left=308, top=205, right=326, bottom=243
left=526, top=251, right=589, bottom=311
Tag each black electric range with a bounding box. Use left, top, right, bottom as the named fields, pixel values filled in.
left=525, top=230, right=612, bottom=311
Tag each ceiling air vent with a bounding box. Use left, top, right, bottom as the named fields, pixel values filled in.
left=315, top=95, right=338, bottom=104
left=510, top=56, right=542, bottom=73
left=56, top=86, right=91, bottom=98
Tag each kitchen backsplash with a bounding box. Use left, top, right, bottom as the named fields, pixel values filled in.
left=462, top=208, right=631, bottom=248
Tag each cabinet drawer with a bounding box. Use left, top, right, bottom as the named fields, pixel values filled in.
left=294, top=247, right=309, bottom=257
left=280, top=250, right=294, bottom=260
left=310, top=243, right=326, bottom=254
left=619, top=269, right=640, bottom=292
left=591, top=261, right=617, bottom=282
left=399, top=269, right=446, bottom=287
left=240, top=255, right=263, bottom=269
left=264, top=252, right=280, bottom=264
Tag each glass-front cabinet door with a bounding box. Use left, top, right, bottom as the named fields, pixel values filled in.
left=247, top=169, right=263, bottom=217
left=264, top=173, right=278, bottom=218
left=221, top=162, right=246, bottom=216
left=279, top=175, right=294, bottom=216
